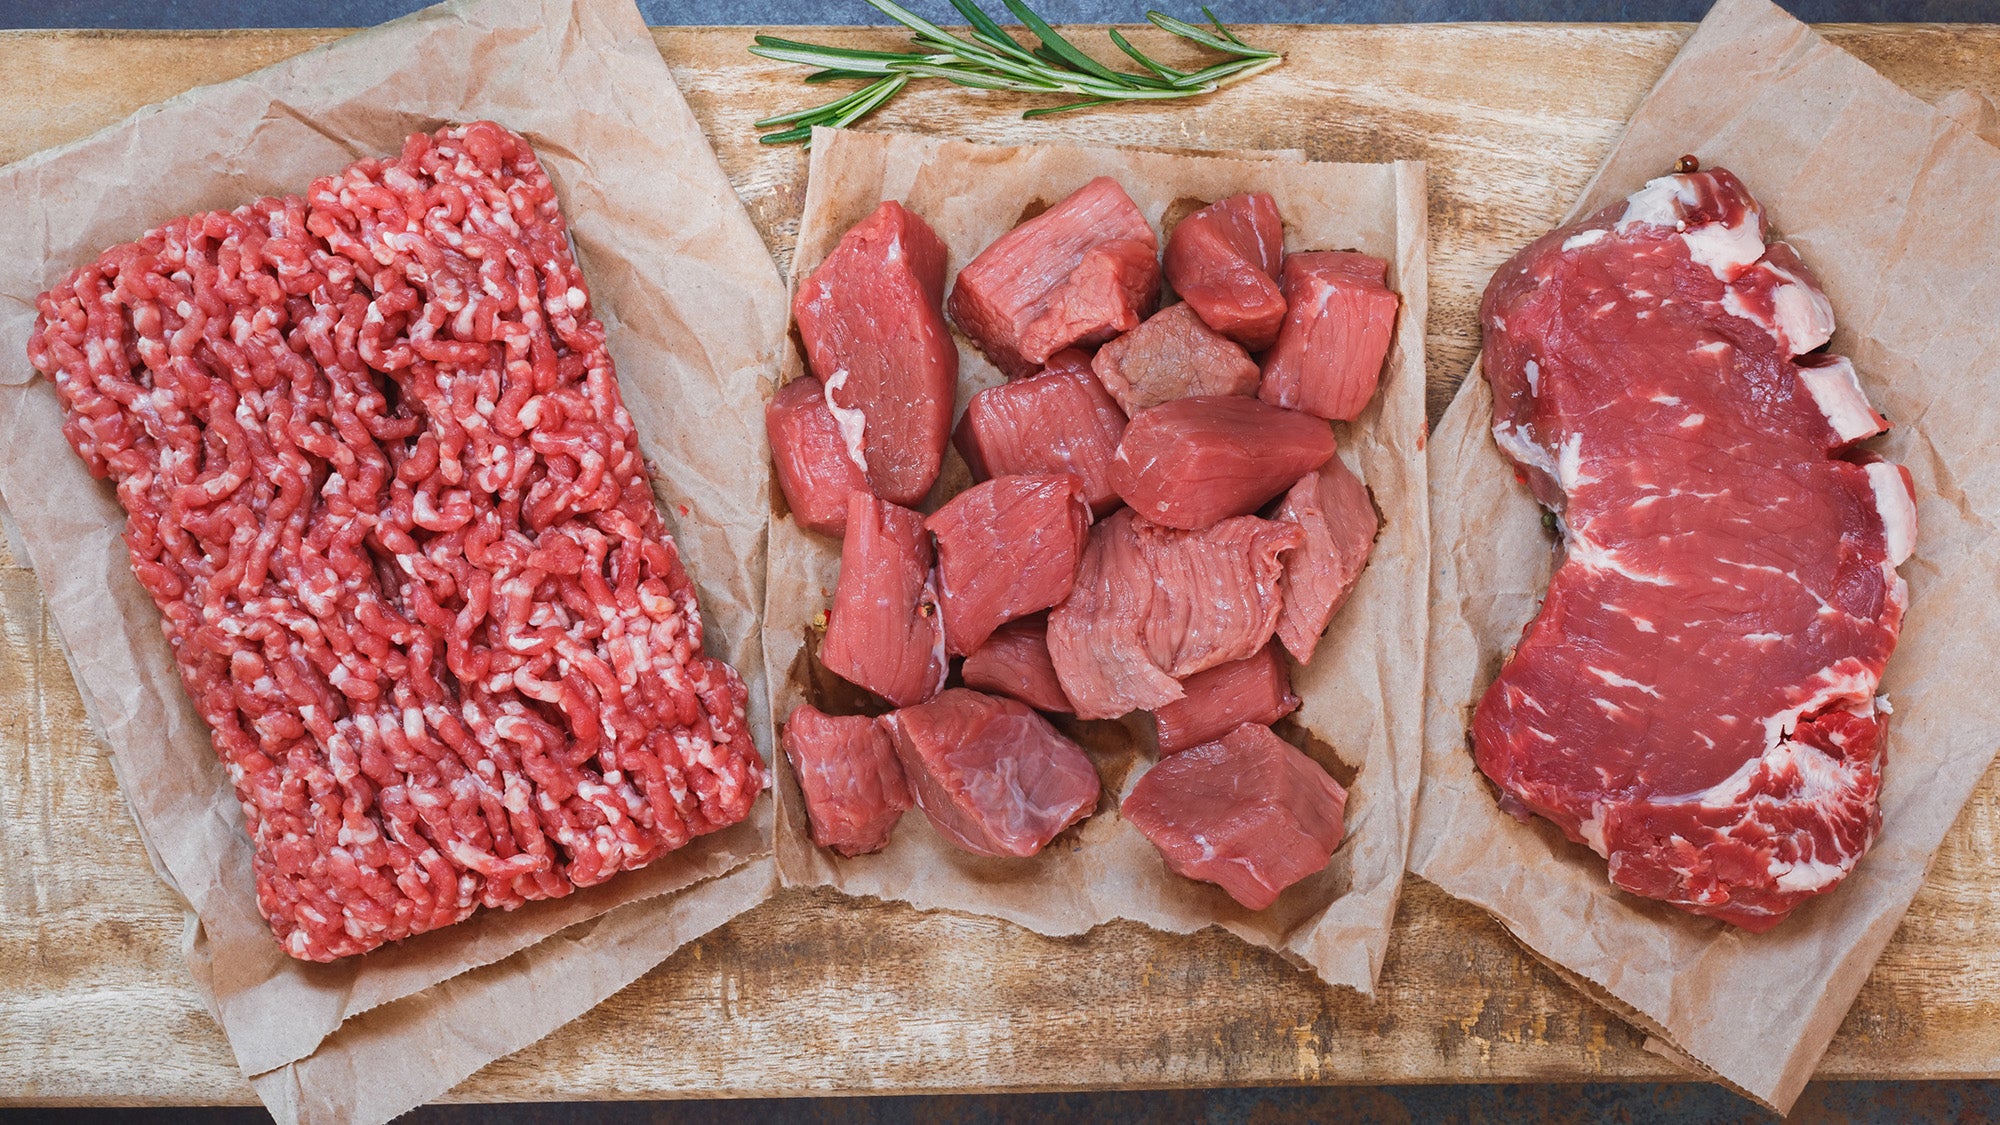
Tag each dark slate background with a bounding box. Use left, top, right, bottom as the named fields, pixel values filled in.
left=6, top=0, right=1998, bottom=1121
left=6, top=0, right=2000, bottom=27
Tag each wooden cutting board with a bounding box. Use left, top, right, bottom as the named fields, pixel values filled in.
left=2, top=22, right=1997, bottom=1106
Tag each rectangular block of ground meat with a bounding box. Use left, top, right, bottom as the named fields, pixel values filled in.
left=27, top=121, right=769, bottom=962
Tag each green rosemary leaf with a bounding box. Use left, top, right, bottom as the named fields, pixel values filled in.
left=946, top=0, right=1049, bottom=67
left=1106, top=27, right=1186, bottom=82
left=751, top=2, right=1282, bottom=145
left=1168, top=53, right=1281, bottom=89
left=893, top=62, right=1066, bottom=91
left=1146, top=11, right=1276, bottom=57
left=830, top=72, right=911, bottom=127
left=1203, top=4, right=1251, bottom=47
left=1001, top=0, right=1135, bottom=86
left=1021, top=98, right=1114, bottom=118
left=751, top=35, right=927, bottom=63
left=804, top=68, right=884, bottom=83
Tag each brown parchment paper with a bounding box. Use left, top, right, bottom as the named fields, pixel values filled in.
left=1409, top=0, right=2000, bottom=1110
left=764, top=127, right=1428, bottom=995
left=0, top=0, right=787, bottom=1120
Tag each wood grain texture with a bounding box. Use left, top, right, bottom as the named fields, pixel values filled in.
left=0, top=23, right=1996, bottom=1106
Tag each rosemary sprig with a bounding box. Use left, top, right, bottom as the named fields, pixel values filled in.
left=750, top=1, right=1281, bottom=146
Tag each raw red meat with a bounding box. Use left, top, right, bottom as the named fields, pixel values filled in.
left=1474, top=167, right=1913, bottom=931
left=781, top=704, right=913, bottom=856
left=1271, top=454, right=1379, bottom=664
left=1110, top=396, right=1336, bottom=530
left=1163, top=192, right=1287, bottom=350
left=926, top=473, right=1091, bottom=656
left=947, top=177, right=1160, bottom=376
left=1090, top=301, right=1260, bottom=414
left=28, top=122, right=766, bottom=961
left=1259, top=251, right=1398, bottom=421
left=1121, top=723, right=1347, bottom=910
left=882, top=688, right=1101, bottom=857
left=766, top=374, right=870, bottom=537
left=793, top=200, right=957, bottom=506
left=1048, top=510, right=1301, bottom=720
left=961, top=617, right=1073, bottom=714
left=1153, top=644, right=1299, bottom=756
left=819, top=492, right=948, bottom=708
left=954, top=350, right=1128, bottom=516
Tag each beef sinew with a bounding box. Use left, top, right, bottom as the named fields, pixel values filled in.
left=793, top=200, right=957, bottom=506
left=1110, top=396, right=1336, bottom=530
left=947, top=177, right=1160, bottom=376
left=1259, top=251, right=1398, bottom=421
left=28, top=122, right=766, bottom=961
left=819, top=492, right=948, bottom=708
left=1163, top=192, right=1287, bottom=350
left=766, top=373, right=870, bottom=537
left=1122, top=723, right=1348, bottom=910
left=1270, top=454, right=1379, bottom=665
left=961, top=616, right=1074, bottom=714
left=1474, top=167, right=1914, bottom=931
left=883, top=688, right=1101, bottom=858
left=1048, top=510, right=1301, bottom=720
left=926, top=473, right=1091, bottom=656
left=1090, top=301, right=1260, bottom=414
left=1153, top=643, right=1300, bottom=756
left=781, top=704, right=913, bottom=857
left=954, top=349, right=1128, bottom=516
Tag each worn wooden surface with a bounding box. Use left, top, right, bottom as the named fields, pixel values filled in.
left=1, top=23, right=1998, bottom=1107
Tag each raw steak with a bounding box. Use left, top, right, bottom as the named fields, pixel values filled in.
left=767, top=373, right=870, bottom=537
left=1259, top=251, right=1398, bottom=421
left=926, top=473, right=1091, bottom=656
left=781, top=704, right=913, bottom=857
left=819, top=492, right=948, bottom=708
left=1048, top=510, right=1301, bottom=720
left=1163, top=192, right=1287, bottom=350
left=1153, top=643, right=1299, bottom=756
left=961, top=617, right=1073, bottom=714
left=1473, top=167, right=1914, bottom=931
left=1122, top=723, right=1347, bottom=910
left=947, top=177, right=1160, bottom=376
left=1271, top=454, right=1379, bottom=665
left=28, top=122, right=766, bottom=961
left=793, top=200, right=957, bottom=506
left=1090, top=301, right=1260, bottom=414
left=954, top=350, right=1128, bottom=516
left=882, top=688, right=1101, bottom=858
left=1110, top=396, right=1335, bottom=530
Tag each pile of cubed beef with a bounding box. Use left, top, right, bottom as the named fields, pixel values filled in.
left=767, top=177, right=1394, bottom=911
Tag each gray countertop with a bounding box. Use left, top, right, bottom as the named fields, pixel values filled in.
left=6, top=0, right=1997, bottom=30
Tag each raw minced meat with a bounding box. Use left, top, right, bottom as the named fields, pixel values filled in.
left=28, top=121, right=768, bottom=961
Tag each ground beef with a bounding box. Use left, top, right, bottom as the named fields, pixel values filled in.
left=27, top=121, right=768, bottom=962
